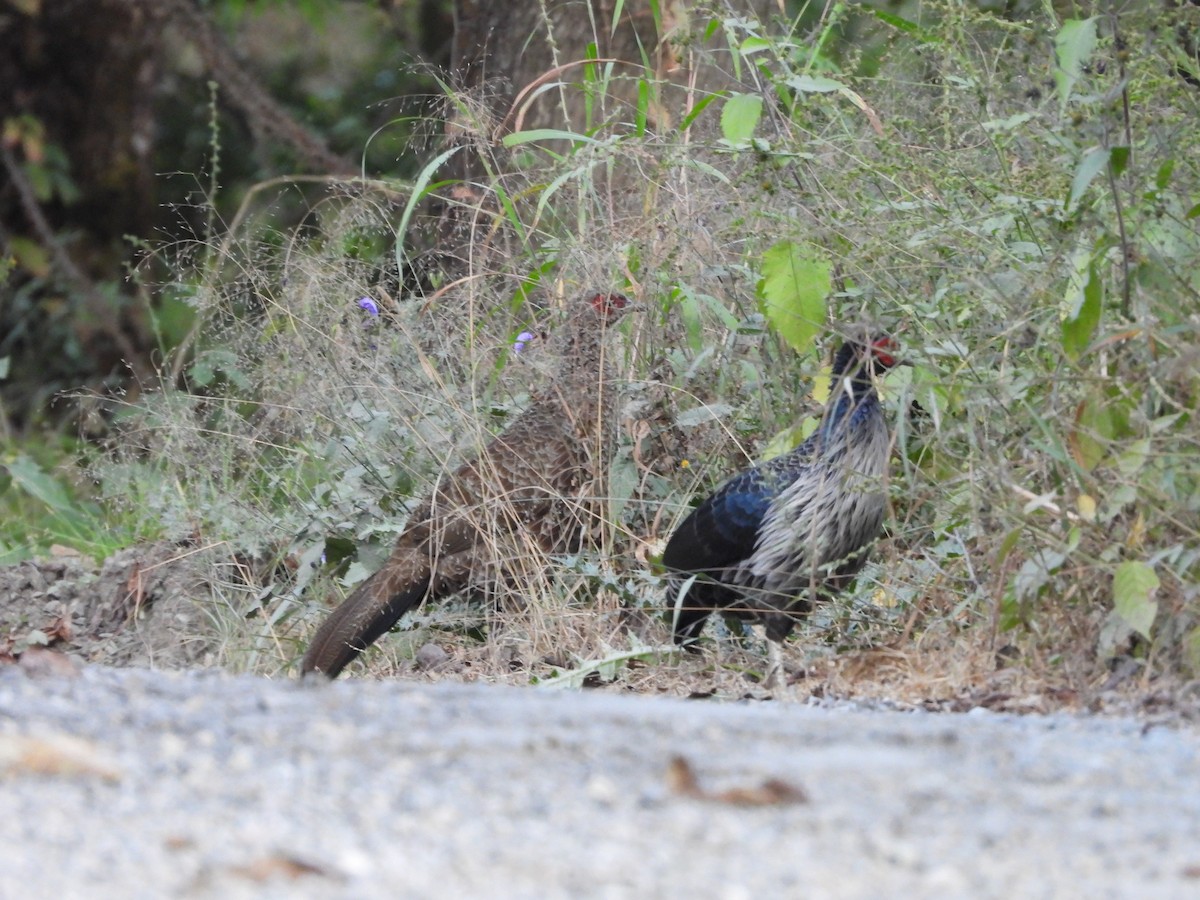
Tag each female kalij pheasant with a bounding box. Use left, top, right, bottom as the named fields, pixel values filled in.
left=662, top=332, right=900, bottom=658
left=302, top=292, right=630, bottom=679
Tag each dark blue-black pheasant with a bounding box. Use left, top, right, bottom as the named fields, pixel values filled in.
left=662, top=331, right=900, bottom=672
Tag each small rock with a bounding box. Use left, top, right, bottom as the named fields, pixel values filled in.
left=415, top=643, right=450, bottom=672
left=18, top=647, right=83, bottom=679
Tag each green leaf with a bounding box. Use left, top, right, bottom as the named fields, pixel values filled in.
left=720, top=93, right=763, bottom=145
left=635, top=79, right=649, bottom=135
left=1155, top=160, right=1175, bottom=191
left=152, top=293, right=198, bottom=349
left=761, top=422, right=816, bottom=461
left=785, top=74, right=845, bottom=94
left=9, top=236, right=50, bottom=277
left=1116, top=438, right=1151, bottom=477
left=1112, top=560, right=1159, bottom=640
left=1061, top=258, right=1101, bottom=360
left=674, top=404, right=735, bottom=428
left=739, top=36, right=772, bottom=54
left=673, top=287, right=703, bottom=353
left=393, top=144, right=462, bottom=273
left=1067, top=146, right=1109, bottom=212
left=1109, top=146, right=1130, bottom=177
left=871, top=9, right=939, bottom=42
left=982, top=112, right=1035, bottom=132
left=6, top=454, right=76, bottom=513
left=501, top=129, right=602, bottom=148
left=1054, top=18, right=1098, bottom=115
left=678, top=93, right=720, bottom=133
left=758, top=240, right=830, bottom=355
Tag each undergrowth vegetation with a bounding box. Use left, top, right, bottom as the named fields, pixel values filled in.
left=31, top=2, right=1200, bottom=696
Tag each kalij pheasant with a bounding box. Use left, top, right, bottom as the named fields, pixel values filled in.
left=302, top=292, right=631, bottom=679
left=662, top=331, right=900, bottom=665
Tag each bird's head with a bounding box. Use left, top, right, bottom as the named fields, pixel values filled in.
left=833, top=331, right=902, bottom=380
left=866, top=334, right=901, bottom=376
left=588, top=292, right=632, bottom=322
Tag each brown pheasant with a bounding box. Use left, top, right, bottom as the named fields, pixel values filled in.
left=301, top=291, right=631, bottom=678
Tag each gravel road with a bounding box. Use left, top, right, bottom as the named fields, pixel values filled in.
left=1, top=664, right=1198, bottom=899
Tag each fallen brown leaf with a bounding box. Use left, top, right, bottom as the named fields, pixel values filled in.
left=666, top=754, right=808, bottom=807
left=0, top=732, right=121, bottom=782
left=18, top=646, right=82, bottom=678
left=228, top=854, right=333, bottom=882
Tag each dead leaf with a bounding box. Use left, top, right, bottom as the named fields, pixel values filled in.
left=666, top=754, right=808, bottom=807
left=18, top=646, right=82, bottom=678
left=228, top=854, right=333, bottom=882
left=0, top=732, right=121, bottom=782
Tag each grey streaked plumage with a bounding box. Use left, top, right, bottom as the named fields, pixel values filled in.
left=301, top=292, right=630, bottom=679
left=662, top=331, right=900, bottom=654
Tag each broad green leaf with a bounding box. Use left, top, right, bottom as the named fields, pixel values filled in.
left=1061, top=258, right=1101, bottom=359
left=761, top=422, right=816, bottom=461
left=1155, top=160, right=1175, bottom=191
left=675, top=288, right=703, bottom=353
left=675, top=403, right=734, bottom=428
left=720, top=93, right=763, bottom=145
left=739, top=36, right=772, bottom=54
left=982, top=112, right=1035, bottom=132
left=1112, top=560, right=1159, bottom=640
left=1054, top=18, right=1097, bottom=115
left=6, top=454, right=75, bottom=513
left=1070, top=389, right=1126, bottom=471
left=1109, top=146, right=1130, bottom=177
left=152, top=294, right=198, bottom=349
left=189, top=349, right=248, bottom=390
left=758, top=240, right=830, bottom=355
left=9, top=236, right=50, bottom=277
left=785, top=74, right=845, bottom=94
left=1116, top=438, right=1151, bottom=477
left=1067, top=146, right=1109, bottom=212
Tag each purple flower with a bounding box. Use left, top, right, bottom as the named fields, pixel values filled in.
left=513, top=331, right=535, bottom=353
left=357, top=297, right=380, bottom=319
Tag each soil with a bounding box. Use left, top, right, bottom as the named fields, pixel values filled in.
left=0, top=542, right=221, bottom=672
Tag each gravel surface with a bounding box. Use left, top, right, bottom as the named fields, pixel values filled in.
left=1, top=664, right=1198, bottom=899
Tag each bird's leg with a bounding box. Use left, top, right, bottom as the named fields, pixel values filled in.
left=761, top=613, right=795, bottom=690
left=764, top=637, right=785, bottom=690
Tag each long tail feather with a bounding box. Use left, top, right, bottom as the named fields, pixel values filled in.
left=301, top=568, right=432, bottom=679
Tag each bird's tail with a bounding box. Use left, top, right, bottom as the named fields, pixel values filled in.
left=667, top=576, right=721, bottom=648
left=301, top=559, right=432, bottom=679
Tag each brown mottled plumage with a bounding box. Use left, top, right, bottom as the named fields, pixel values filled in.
left=301, top=292, right=630, bottom=679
